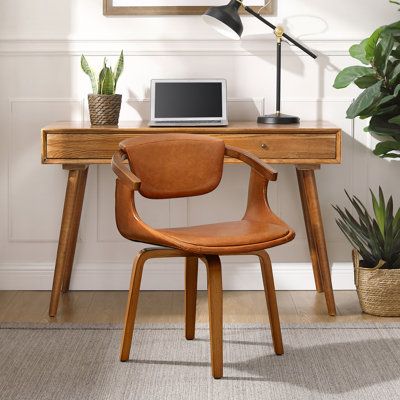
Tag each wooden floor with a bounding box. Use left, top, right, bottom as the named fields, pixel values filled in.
left=1, top=290, right=399, bottom=324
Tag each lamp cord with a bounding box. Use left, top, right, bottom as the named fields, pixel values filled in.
left=257, top=0, right=272, bottom=14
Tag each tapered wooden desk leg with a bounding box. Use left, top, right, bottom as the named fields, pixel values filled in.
left=62, top=167, right=88, bottom=293
left=185, top=257, right=198, bottom=340
left=48, top=166, right=88, bottom=317
left=297, top=167, right=336, bottom=316
left=296, top=169, right=324, bottom=293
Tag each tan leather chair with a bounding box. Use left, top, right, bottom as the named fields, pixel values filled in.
left=112, top=133, right=295, bottom=379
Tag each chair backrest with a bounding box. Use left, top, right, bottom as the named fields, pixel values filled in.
left=120, top=134, right=225, bottom=199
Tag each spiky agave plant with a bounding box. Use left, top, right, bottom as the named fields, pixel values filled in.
left=81, top=50, right=124, bottom=95
left=333, top=188, right=400, bottom=269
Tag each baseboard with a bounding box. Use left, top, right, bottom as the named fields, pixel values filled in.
left=0, top=261, right=355, bottom=290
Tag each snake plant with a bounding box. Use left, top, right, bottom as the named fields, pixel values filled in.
left=81, top=50, right=124, bottom=95
left=333, top=188, right=400, bottom=269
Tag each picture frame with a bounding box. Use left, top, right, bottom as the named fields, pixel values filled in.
left=103, top=0, right=273, bottom=16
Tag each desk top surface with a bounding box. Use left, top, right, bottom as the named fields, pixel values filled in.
left=42, top=121, right=340, bottom=134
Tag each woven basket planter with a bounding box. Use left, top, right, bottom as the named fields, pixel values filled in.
left=88, top=94, right=122, bottom=125
left=352, top=250, right=400, bottom=316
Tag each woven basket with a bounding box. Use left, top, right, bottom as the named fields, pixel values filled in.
left=88, top=94, right=122, bottom=125
left=352, top=250, right=400, bottom=316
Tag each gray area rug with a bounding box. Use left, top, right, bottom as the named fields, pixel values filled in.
left=1, top=323, right=400, bottom=400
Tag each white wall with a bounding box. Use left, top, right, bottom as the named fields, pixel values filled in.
left=0, top=0, right=397, bottom=290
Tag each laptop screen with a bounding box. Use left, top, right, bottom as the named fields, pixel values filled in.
left=154, top=82, right=223, bottom=119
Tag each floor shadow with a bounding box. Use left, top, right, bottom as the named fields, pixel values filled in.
left=130, top=337, right=400, bottom=394
left=195, top=337, right=274, bottom=347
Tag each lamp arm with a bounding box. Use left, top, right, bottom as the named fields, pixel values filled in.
left=241, top=4, right=317, bottom=59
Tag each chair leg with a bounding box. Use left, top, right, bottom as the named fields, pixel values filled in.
left=185, top=257, right=198, bottom=340
left=256, top=250, right=284, bottom=356
left=120, top=250, right=146, bottom=362
left=204, top=255, right=223, bottom=379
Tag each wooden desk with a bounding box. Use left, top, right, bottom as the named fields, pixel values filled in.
left=41, top=121, right=341, bottom=317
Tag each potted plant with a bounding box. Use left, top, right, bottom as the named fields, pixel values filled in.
left=333, top=2, right=400, bottom=158
left=81, top=50, right=124, bottom=125
left=334, top=188, right=400, bottom=316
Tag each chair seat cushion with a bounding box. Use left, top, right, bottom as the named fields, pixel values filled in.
left=158, top=220, right=290, bottom=248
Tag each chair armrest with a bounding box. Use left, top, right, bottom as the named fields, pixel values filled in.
left=111, top=150, right=141, bottom=190
left=225, top=145, right=278, bottom=181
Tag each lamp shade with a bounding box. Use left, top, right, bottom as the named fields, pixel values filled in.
left=202, top=0, right=243, bottom=40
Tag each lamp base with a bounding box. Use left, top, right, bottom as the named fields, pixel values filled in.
left=257, top=113, right=300, bottom=124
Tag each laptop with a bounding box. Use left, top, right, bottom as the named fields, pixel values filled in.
left=149, top=79, right=228, bottom=126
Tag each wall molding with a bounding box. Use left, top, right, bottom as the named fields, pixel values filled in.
left=0, top=262, right=355, bottom=291
left=0, top=39, right=357, bottom=56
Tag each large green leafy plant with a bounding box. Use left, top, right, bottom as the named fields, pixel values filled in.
left=333, top=5, right=400, bottom=158
left=81, top=50, right=124, bottom=95
left=334, top=188, right=400, bottom=269
left=391, top=0, right=400, bottom=9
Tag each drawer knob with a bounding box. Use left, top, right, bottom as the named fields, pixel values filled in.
left=261, top=143, right=268, bottom=150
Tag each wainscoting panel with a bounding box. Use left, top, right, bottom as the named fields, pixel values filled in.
left=97, top=165, right=173, bottom=243
left=279, top=99, right=354, bottom=239
left=1, top=29, right=389, bottom=289
left=8, top=99, right=82, bottom=242
left=187, top=164, right=251, bottom=227
left=97, top=97, right=265, bottom=243
left=123, top=97, right=265, bottom=122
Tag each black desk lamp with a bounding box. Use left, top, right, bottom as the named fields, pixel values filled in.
left=203, top=0, right=317, bottom=124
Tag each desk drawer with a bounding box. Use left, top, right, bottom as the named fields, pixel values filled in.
left=220, top=133, right=338, bottom=162
left=43, top=132, right=339, bottom=164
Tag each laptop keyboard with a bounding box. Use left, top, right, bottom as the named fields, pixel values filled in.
left=152, top=120, right=221, bottom=124
left=151, top=120, right=225, bottom=126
